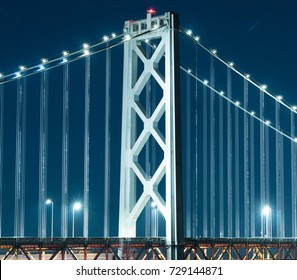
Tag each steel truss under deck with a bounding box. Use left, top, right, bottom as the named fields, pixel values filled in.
left=1, top=238, right=297, bottom=260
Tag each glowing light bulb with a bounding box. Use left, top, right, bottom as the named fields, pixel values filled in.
left=45, top=199, right=52, bottom=205
left=39, top=65, right=45, bottom=71
left=261, top=84, right=267, bottom=90
left=276, top=95, right=283, bottom=101
left=251, top=111, right=255, bottom=116
left=73, top=202, right=82, bottom=211
left=187, top=69, right=192, bottom=73
left=124, top=34, right=131, bottom=41
left=19, top=66, right=26, bottom=71
left=15, top=72, right=21, bottom=78
left=220, top=91, right=224, bottom=95
left=41, top=58, right=48, bottom=64
left=229, top=62, right=234, bottom=67
left=212, top=49, right=217, bottom=55
left=245, top=74, right=250, bottom=79
left=111, top=33, right=116, bottom=38
left=62, top=51, right=69, bottom=63
left=83, top=49, right=90, bottom=56
left=0, top=73, right=3, bottom=78
left=294, top=137, right=297, bottom=143
left=292, top=106, right=297, bottom=111
left=265, top=120, right=271, bottom=125
left=262, top=205, right=271, bottom=216
left=194, top=36, right=200, bottom=41
left=235, top=101, right=240, bottom=106
left=186, top=29, right=192, bottom=36
left=203, top=80, right=209, bottom=85
left=103, top=35, right=109, bottom=41
left=83, top=44, right=90, bottom=55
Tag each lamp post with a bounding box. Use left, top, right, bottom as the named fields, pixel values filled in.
left=72, top=202, right=82, bottom=238
left=262, top=205, right=271, bottom=238
left=45, top=199, right=53, bottom=240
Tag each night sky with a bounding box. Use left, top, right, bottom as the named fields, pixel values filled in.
left=1, top=1, right=297, bottom=97
left=1, top=0, right=297, bottom=238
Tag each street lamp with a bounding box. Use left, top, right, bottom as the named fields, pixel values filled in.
left=262, top=205, right=272, bottom=238
left=72, top=202, right=82, bottom=238
left=45, top=199, right=54, bottom=240
left=151, top=201, right=158, bottom=237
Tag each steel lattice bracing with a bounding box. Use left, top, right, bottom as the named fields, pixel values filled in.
left=1, top=238, right=297, bottom=260
left=119, top=12, right=183, bottom=259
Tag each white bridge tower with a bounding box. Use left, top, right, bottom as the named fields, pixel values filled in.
left=119, top=11, right=184, bottom=259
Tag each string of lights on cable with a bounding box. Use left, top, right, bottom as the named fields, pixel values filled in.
left=1, top=23, right=296, bottom=144
left=180, top=65, right=297, bottom=144
left=180, top=27, right=297, bottom=115
left=0, top=32, right=123, bottom=84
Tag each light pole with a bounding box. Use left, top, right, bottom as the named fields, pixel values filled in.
left=262, top=205, right=271, bottom=238
left=151, top=201, right=158, bottom=237
left=45, top=199, right=53, bottom=240
left=72, top=202, right=82, bottom=238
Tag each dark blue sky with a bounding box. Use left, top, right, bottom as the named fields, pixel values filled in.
left=1, top=0, right=297, bottom=238
left=1, top=1, right=297, bottom=99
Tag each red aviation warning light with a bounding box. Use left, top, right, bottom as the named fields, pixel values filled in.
left=147, top=8, right=156, bottom=15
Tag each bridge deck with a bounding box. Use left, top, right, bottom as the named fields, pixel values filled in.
left=1, top=237, right=296, bottom=260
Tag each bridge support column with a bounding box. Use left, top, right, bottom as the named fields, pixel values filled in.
left=119, top=11, right=183, bottom=259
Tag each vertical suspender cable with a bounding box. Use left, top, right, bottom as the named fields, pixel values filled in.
left=275, top=99, right=280, bottom=237
left=0, top=82, right=3, bottom=237
left=235, top=104, right=239, bottom=237
left=265, top=122, right=270, bottom=236
left=84, top=55, right=91, bottom=238
left=243, top=78, right=249, bottom=237
left=186, top=72, right=191, bottom=237
left=38, top=69, right=48, bottom=238
left=291, top=111, right=297, bottom=237
left=219, top=81, right=224, bottom=237
left=104, top=47, right=111, bottom=237
left=194, top=44, right=198, bottom=237
left=14, top=80, right=20, bottom=237
left=276, top=100, right=284, bottom=237
left=202, top=79, right=208, bottom=237
left=280, top=134, right=284, bottom=236
left=250, top=114, right=255, bottom=237
left=209, top=55, right=215, bottom=237
left=20, top=76, right=26, bottom=238
left=21, top=77, right=27, bottom=238
left=227, top=67, right=232, bottom=237
left=260, top=89, right=265, bottom=237
left=62, top=60, right=69, bottom=238
left=14, top=75, right=27, bottom=237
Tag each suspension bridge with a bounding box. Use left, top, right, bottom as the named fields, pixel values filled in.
left=0, top=10, right=297, bottom=260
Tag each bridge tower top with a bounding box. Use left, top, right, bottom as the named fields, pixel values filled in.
left=123, top=9, right=170, bottom=36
